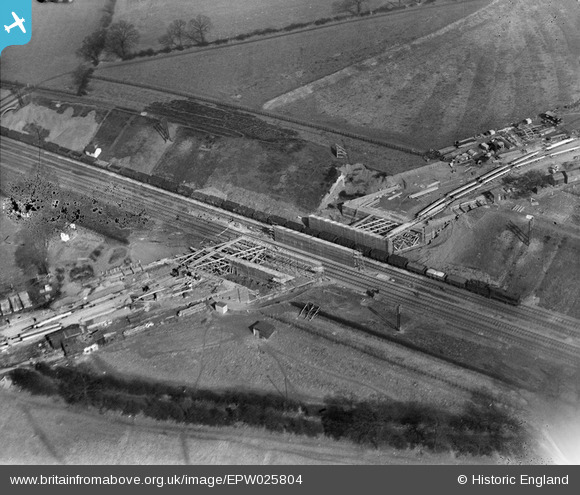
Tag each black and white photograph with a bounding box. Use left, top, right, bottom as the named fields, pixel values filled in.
left=0, top=0, right=579, bottom=472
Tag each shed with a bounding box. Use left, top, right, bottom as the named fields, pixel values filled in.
left=214, top=301, right=228, bottom=314
left=250, top=321, right=275, bottom=340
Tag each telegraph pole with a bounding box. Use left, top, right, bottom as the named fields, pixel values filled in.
left=526, top=215, right=534, bottom=246
left=396, top=304, right=402, bottom=332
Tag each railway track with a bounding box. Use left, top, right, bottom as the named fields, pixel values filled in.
left=1, top=138, right=579, bottom=368
left=320, top=264, right=580, bottom=368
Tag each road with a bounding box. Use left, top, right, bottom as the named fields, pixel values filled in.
left=1, top=137, right=579, bottom=368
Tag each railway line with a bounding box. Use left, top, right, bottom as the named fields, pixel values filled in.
left=1, top=138, right=579, bottom=368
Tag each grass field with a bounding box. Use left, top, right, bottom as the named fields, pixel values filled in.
left=0, top=0, right=108, bottom=87
left=536, top=237, right=580, bottom=319
left=114, top=0, right=393, bottom=50
left=275, top=0, right=580, bottom=148
left=97, top=1, right=488, bottom=111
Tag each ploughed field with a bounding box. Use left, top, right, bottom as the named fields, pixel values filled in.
left=97, top=0, right=490, bottom=112
left=275, top=0, right=580, bottom=149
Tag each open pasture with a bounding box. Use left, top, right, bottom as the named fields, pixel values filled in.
left=1, top=0, right=108, bottom=87
left=97, top=1, right=488, bottom=110
left=114, top=0, right=390, bottom=50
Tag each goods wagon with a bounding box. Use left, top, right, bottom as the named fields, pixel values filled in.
left=466, top=279, right=490, bottom=297
left=237, top=205, right=255, bottom=218
left=387, top=254, right=408, bottom=269
left=406, top=261, right=427, bottom=275
left=489, top=287, right=520, bottom=306
left=285, top=220, right=306, bottom=233
left=426, top=268, right=446, bottom=281
left=177, top=184, right=194, bottom=197
left=268, top=215, right=288, bottom=226
left=445, top=274, right=467, bottom=288
left=369, top=248, right=388, bottom=263
left=252, top=210, right=269, bottom=223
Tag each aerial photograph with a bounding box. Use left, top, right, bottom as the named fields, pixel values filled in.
left=0, top=0, right=579, bottom=466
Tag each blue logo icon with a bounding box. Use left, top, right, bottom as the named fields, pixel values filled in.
left=1, top=0, right=32, bottom=55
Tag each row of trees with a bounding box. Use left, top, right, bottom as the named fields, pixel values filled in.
left=77, top=15, right=213, bottom=66
left=77, top=20, right=140, bottom=65
left=159, top=15, right=213, bottom=49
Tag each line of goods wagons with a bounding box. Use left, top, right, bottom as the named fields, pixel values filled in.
left=3, top=128, right=521, bottom=307
left=383, top=254, right=519, bottom=305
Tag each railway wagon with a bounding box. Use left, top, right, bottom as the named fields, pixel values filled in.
left=268, top=215, right=288, bottom=227
left=252, top=210, right=269, bottom=223
left=177, top=184, right=194, bottom=197
left=272, top=225, right=355, bottom=268
left=489, top=287, right=520, bottom=306
left=369, top=248, right=388, bottom=263
left=445, top=274, right=467, bottom=288
left=406, top=261, right=428, bottom=275
left=221, top=200, right=239, bottom=213
left=236, top=205, right=256, bottom=219
left=317, top=231, right=338, bottom=243
left=466, top=279, right=490, bottom=297
left=387, top=254, right=408, bottom=269
left=203, top=195, right=225, bottom=209
left=426, top=268, right=446, bottom=281
left=190, top=191, right=209, bottom=203
left=285, top=220, right=306, bottom=233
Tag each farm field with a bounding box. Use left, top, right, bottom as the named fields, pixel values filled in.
left=96, top=0, right=490, bottom=114
left=0, top=384, right=492, bottom=465
left=114, top=0, right=408, bottom=51
left=0, top=0, right=108, bottom=87
left=274, top=0, right=580, bottom=149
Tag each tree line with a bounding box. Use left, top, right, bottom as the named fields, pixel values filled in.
left=10, top=363, right=527, bottom=458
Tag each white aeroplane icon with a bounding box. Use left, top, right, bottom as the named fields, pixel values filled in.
left=4, top=12, right=26, bottom=34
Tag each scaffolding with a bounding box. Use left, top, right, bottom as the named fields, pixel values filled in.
left=175, top=237, right=320, bottom=281
left=392, top=230, right=422, bottom=252
left=351, top=215, right=399, bottom=236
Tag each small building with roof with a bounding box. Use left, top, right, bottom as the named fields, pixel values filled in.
left=250, top=321, right=275, bottom=340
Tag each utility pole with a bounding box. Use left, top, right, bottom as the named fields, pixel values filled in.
left=396, top=304, right=402, bottom=332
left=526, top=215, right=534, bottom=246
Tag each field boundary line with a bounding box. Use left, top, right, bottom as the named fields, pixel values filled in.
left=99, top=0, right=490, bottom=70
left=263, top=0, right=502, bottom=111
left=89, top=75, right=426, bottom=156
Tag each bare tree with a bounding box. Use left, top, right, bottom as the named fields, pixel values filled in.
left=76, top=29, right=107, bottom=65
left=105, top=21, right=140, bottom=59
left=71, top=65, right=94, bottom=96
left=186, top=15, right=213, bottom=45
left=332, top=0, right=369, bottom=16
left=159, top=19, right=188, bottom=49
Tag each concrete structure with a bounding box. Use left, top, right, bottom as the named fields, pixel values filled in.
left=309, top=215, right=388, bottom=252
